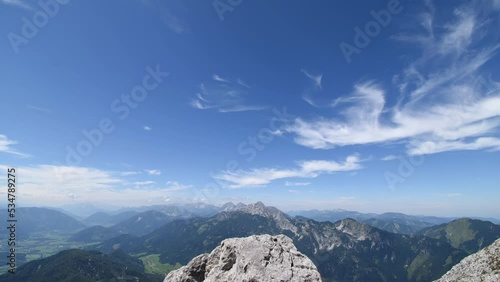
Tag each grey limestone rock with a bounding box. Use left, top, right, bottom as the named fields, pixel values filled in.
left=164, top=234, right=322, bottom=282
left=435, top=238, right=500, bottom=282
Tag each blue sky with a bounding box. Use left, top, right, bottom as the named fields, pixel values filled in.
left=1, top=0, right=499, bottom=217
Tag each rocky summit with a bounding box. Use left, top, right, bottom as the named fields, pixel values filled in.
left=435, top=238, right=500, bottom=282
left=164, top=234, right=322, bottom=282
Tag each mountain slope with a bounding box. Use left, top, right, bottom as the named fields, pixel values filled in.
left=418, top=218, right=500, bottom=254
left=0, top=207, right=85, bottom=236
left=110, top=210, right=173, bottom=236
left=71, top=210, right=175, bottom=243
left=0, top=249, right=162, bottom=282
left=289, top=209, right=452, bottom=235
left=69, top=225, right=122, bottom=243
left=82, top=211, right=139, bottom=227
left=96, top=203, right=466, bottom=282
left=435, top=238, right=500, bottom=282
left=363, top=217, right=434, bottom=235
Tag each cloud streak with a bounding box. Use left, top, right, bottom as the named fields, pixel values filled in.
left=286, top=5, right=500, bottom=156
left=0, top=134, right=29, bottom=157
left=214, top=155, right=361, bottom=188
left=190, top=76, right=266, bottom=113
left=284, top=181, right=311, bottom=187
left=1, top=0, right=32, bottom=10
left=145, top=169, right=161, bottom=175
left=165, top=180, right=192, bottom=191
left=301, top=69, right=325, bottom=107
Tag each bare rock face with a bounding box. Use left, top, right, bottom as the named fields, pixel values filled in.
left=164, top=234, right=322, bottom=282
left=434, top=238, right=500, bottom=282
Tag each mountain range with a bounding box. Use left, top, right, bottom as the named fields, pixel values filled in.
left=5, top=202, right=500, bottom=281
left=71, top=210, right=177, bottom=242
left=417, top=218, right=500, bottom=254
left=93, top=202, right=476, bottom=281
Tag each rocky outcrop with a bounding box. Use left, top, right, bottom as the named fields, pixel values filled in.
left=164, top=234, right=322, bottom=282
left=434, top=238, right=500, bottom=282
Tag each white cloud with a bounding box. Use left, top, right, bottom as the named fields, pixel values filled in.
left=215, top=155, right=361, bottom=188
left=134, top=181, right=156, bottom=186
left=145, top=169, right=161, bottom=175
left=165, top=181, right=192, bottom=191
left=0, top=134, right=29, bottom=157
left=288, top=189, right=299, bottom=194
left=0, top=164, right=121, bottom=205
left=301, top=69, right=324, bottom=107
left=301, top=69, right=322, bottom=89
left=190, top=78, right=265, bottom=113
left=284, top=181, right=311, bottom=187
left=144, top=126, right=152, bottom=131
left=1, top=0, right=32, bottom=10
left=408, top=137, right=500, bottom=155
left=381, top=155, right=398, bottom=161
left=286, top=6, right=500, bottom=156
left=119, top=171, right=142, bottom=176
left=217, top=105, right=267, bottom=113
left=237, top=78, right=250, bottom=88
left=212, top=74, right=230, bottom=83
left=0, top=164, right=189, bottom=207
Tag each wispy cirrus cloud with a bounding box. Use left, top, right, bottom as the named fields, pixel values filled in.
left=381, top=155, right=398, bottom=161
left=237, top=78, right=250, bottom=88
left=134, top=180, right=156, bottom=186
left=165, top=180, right=192, bottom=191
left=119, top=171, right=142, bottom=176
left=190, top=75, right=266, bottom=113
left=300, top=69, right=324, bottom=107
left=301, top=69, right=322, bottom=89
left=0, top=134, right=29, bottom=157
left=145, top=169, right=161, bottom=175
left=140, top=0, right=188, bottom=34
left=1, top=0, right=32, bottom=10
left=284, top=181, right=311, bottom=187
left=212, top=74, right=230, bottom=83
left=285, top=4, right=500, bottom=156
left=214, top=155, right=361, bottom=188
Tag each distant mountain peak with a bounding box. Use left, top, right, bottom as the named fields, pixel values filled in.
left=335, top=218, right=376, bottom=241
left=241, top=202, right=286, bottom=217
left=238, top=202, right=297, bottom=234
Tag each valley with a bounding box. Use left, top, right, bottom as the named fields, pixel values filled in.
left=1, top=202, right=498, bottom=281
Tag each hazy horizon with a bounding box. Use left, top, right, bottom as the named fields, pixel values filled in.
left=16, top=200, right=500, bottom=220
